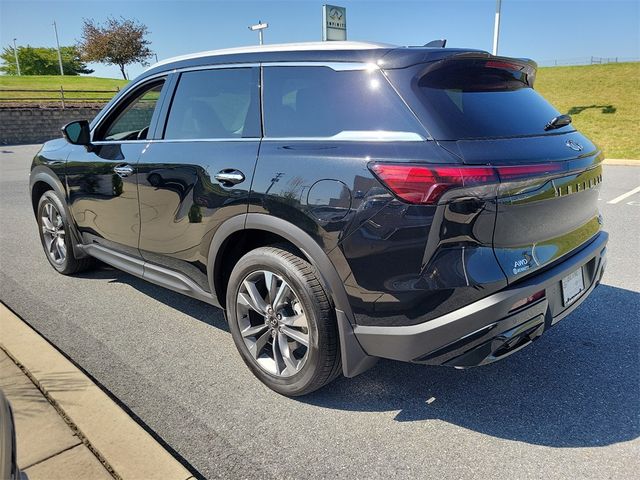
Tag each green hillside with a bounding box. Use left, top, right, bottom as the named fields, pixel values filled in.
left=536, top=62, right=639, bottom=159
left=0, top=62, right=638, bottom=158
left=0, top=75, right=128, bottom=102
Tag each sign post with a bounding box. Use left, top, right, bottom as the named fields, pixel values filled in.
left=249, top=21, right=269, bottom=45
left=322, top=5, right=347, bottom=41
left=492, top=0, right=502, bottom=55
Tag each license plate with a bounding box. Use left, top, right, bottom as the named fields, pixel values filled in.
left=561, top=268, right=585, bottom=306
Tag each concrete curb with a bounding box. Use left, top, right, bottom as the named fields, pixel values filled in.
left=603, top=159, right=639, bottom=166
left=0, top=302, right=194, bottom=480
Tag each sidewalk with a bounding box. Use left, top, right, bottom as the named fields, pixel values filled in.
left=0, top=349, right=112, bottom=479
left=0, top=303, right=194, bottom=480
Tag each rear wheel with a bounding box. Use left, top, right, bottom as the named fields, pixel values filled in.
left=226, top=246, right=341, bottom=396
left=37, top=190, right=95, bottom=275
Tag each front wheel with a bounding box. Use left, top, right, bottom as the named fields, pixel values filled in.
left=36, top=190, right=95, bottom=275
left=226, top=246, right=341, bottom=396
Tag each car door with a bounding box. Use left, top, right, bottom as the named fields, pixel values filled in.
left=136, top=66, right=261, bottom=292
left=66, top=77, right=169, bottom=258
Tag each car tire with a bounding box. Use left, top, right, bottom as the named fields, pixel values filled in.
left=37, top=190, right=95, bottom=275
left=226, top=246, right=342, bottom=396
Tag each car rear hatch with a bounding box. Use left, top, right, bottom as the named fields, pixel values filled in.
left=385, top=53, right=604, bottom=284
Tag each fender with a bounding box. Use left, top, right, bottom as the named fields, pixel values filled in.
left=207, top=213, right=378, bottom=378
left=29, top=166, right=87, bottom=259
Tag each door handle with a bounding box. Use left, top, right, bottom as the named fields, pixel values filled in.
left=214, top=169, right=245, bottom=186
left=113, top=164, right=134, bottom=178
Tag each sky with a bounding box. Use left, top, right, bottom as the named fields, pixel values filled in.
left=1, top=0, right=639, bottom=79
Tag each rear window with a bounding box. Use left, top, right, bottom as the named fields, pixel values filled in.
left=413, top=59, right=573, bottom=140
left=263, top=66, right=423, bottom=138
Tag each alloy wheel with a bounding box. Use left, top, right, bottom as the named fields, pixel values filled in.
left=235, top=270, right=310, bottom=377
left=41, top=202, right=66, bottom=264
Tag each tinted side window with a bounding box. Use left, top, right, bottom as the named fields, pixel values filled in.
left=164, top=68, right=260, bottom=139
left=99, top=80, right=165, bottom=141
left=413, top=60, right=571, bottom=139
left=263, top=66, right=422, bottom=138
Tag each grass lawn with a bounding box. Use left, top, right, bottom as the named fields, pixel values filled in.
left=0, top=75, right=128, bottom=103
left=0, top=62, right=638, bottom=158
left=536, top=62, right=640, bottom=159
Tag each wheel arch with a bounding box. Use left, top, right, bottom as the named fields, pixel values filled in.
left=207, top=213, right=377, bottom=378
left=208, top=214, right=351, bottom=316
left=30, top=167, right=86, bottom=258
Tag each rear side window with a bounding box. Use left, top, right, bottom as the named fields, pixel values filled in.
left=164, top=68, right=260, bottom=139
left=412, top=59, right=573, bottom=140
left=263, top=66, right=423, bottom=138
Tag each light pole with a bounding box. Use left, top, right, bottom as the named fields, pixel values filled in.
left=12, top=38, right=21, bottom=76
left=248, top=21, right=268, bottom=45
left=52, top=20, right=64, bottom=75
left=492, top=0, right=502, bottom=55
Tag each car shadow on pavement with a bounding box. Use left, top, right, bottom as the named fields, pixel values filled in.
left=75, top=265, right=228, bottom=331
left=302, top=284, right=640, bottom=449
left=77, top=266, right=639, bottom=449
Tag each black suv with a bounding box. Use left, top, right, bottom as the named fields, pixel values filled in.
left=30, top=41, right=607, bottom=396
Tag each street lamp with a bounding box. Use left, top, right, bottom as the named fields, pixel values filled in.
left=52, top=20, right=64, bottom=75
left=248, top=21, right=268, bottom=45
left=12, top=38, right=21, bottom=76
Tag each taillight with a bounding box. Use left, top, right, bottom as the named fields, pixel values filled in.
left=369, top=163, right=564, bottom=205
left=369, top=164, right=497, bottom=204
left=485, top=60, right=524, bottom=71
left=495, top=163, right=563, bottom=181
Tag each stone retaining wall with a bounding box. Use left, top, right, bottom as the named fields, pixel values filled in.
left=0, top=107, right=102, bottom=145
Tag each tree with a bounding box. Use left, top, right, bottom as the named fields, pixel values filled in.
left=78, top=17, right=153, bottom=79
left=0, top=45, right=94, bottom=75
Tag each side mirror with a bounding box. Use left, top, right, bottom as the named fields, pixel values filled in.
left=62, top=120, right=91, bottom=147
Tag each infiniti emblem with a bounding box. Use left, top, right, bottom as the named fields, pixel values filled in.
left=566, top=140, right=584, bottom=151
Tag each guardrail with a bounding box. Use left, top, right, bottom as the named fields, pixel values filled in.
left=538, top=56, right=639, bottom=67
left=0, top=87, right=120, bottom=108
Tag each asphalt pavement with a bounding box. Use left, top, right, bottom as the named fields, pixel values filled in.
left=1, top=144, right=639, bottom=479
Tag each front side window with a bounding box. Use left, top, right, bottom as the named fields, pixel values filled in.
left=262, top=66, right=423, bottom=138
left=99, top=80, right=165, bottom=141
left=163, top=68, right=260, bottom=139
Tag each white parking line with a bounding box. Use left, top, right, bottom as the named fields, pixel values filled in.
left=607, top=185, right=640, bottom=204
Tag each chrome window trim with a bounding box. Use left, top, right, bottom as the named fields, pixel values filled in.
left=91, top=133, right=423, bottom=145
left=91, top=140, right=152, bottom=146
left=261, top=131, right=426, bottom=142
left=261, top=61, right=378, bottom=71
left=144, top=138, right=258, bottom=143
left=171, top=62, right=260, bottom=74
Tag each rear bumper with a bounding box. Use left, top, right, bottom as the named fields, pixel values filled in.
left=353, top=231, right=608, bottom=366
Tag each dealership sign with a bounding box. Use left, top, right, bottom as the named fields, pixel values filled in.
left=322, top=4, right=347, bottom=41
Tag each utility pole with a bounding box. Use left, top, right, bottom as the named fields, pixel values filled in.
left=492, top=0, right=502, bottom=55
left=248, top=21, right=268, bottom=45
left=52, top=20, right=64, bottom=75
left=12, top=38, right=21, bottom=76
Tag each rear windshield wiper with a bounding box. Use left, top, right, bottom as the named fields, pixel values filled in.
left=544, top=114, right=572, bottom=131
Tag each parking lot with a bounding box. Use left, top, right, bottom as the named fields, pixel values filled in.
left=1, top=144, right=638, bottom=479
